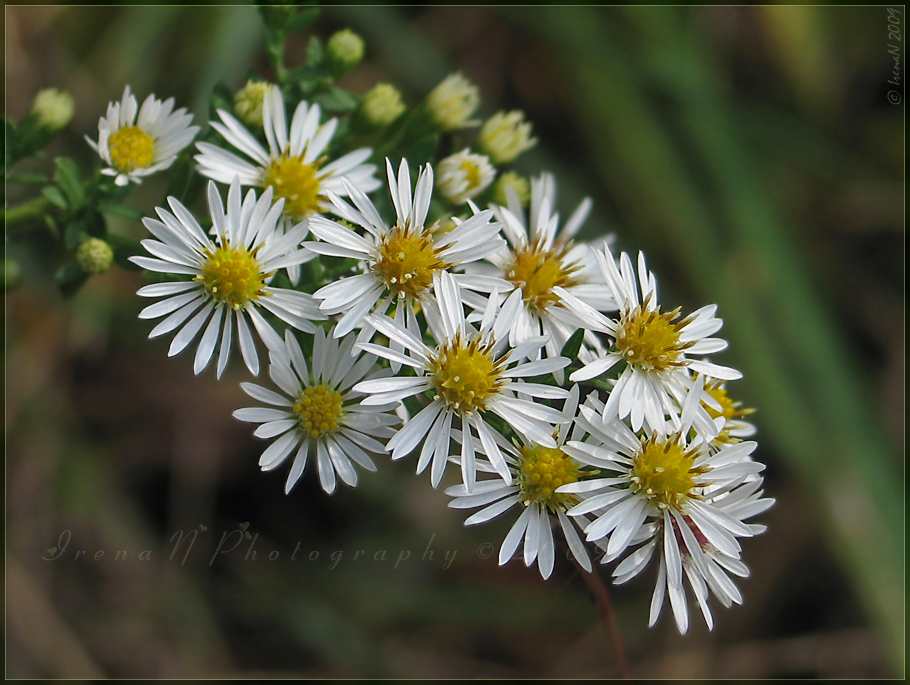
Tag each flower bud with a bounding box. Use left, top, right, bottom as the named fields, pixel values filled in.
left=326, top=29, right=365, bottom=74
left=233, top=80, right=274, bottom=128
left=436, top=149, right=496, bottom=204
left=76, top=238, right=114, bottom=275
left=425, top=73, right=480, bottom=131
left=29, top=88, right=75, bottom=133
left=491, top=171, right=531, bottom=207
left=478, top=110, right=536, bottom=165
left=360, top=83, right=405, bottom=128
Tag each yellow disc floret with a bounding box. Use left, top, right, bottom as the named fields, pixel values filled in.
left=374, top=224, right=449, bottom=300
left=507, top=241, right=582, bottom=312
left=293, top=384, right=344, bottom=439
left=630, top=435, right=704, bottom=509
left=197, top=241, right=270, bottom=309
left=517, top=444, right=582, bottom=511
left=262, top=154, right=322, bottom=218
left=429, top=333, right=505, bottom=414
left=108, top=125, right=154, bottom=173
left=614, top=294, right=695, bottom=372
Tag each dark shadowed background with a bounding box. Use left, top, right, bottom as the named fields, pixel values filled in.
left=5, top=5, right=904, bottom=679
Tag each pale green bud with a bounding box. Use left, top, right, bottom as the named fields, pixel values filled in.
left=327, top=29, right=365, bottom=72
left=233, top=80, right=274, bottom=128
left=491, top=171, right=531, bottom=207
left=478, top=110, right=537, bottom=165
left=76, top=238, right=114, bottom=275
left=426, top=73, right=480, bottom=131
left=29, top=88, right=75, bottom=132
left=360, top=83, right=405, bottom=128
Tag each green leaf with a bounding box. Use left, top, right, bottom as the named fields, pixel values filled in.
left=283, top=7, right=320, bottom=35
left=306, top=35, right=324, bottom=67
left=5, top=116, right=22, bottom=167
left=99, top=201, right=146, bottom=221
left=314, top=87, right=360, bottom=115
left=560, top=329, right=585, bottom=363
left=8, top=172, right=48, bottom=185
left=41, top=185, right=68, bottom=210
left=54, top=260, right=89, bottom=297
left=403, top=134, right=439, bottom=167
left=209, top=82, right=235, bottom=120
left=53, top=157, right=86, bottom=209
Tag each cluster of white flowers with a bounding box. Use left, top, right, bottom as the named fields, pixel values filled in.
left=92, top=73, right=771, bottom=635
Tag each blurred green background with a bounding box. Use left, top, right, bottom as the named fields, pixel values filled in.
left=5, top=5, right=904, bottom=678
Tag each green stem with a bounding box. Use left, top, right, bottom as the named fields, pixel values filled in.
left=3, top=197, right=50, bottom=228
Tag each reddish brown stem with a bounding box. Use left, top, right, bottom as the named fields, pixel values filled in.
left=574, top=558, right=631, bottom=679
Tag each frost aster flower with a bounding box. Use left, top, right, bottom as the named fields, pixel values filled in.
left=558, top=382, right=771, bottom=633
left=570, top=246, right=741, bottom=432
left=131, top=179, right=325, bottom=378
left=195, top=87, right=380, bottom=281
left=234, top=328, right=399, bottom=494
left=87, top=85, right=199, bottom=186
left=353, top=271, right=570, bottom=491
left=308, top=158, right=506, bottom=341
left=446, top=385, right=597, bottom=579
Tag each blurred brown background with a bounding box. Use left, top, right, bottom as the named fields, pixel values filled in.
left=5, top=5, right=904, bottom=678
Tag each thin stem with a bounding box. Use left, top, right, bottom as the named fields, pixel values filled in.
left=573, top=556, right=631, bottom=679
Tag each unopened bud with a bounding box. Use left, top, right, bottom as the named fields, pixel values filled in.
left=436, top=149, right=496, bottom=204
left=491, top=171, right=531, bottom=207
left=360, top=83, right=405, bottom=128
left=233, top=80, right=274, bottom=128
left=478, top=110, right=536, bottom=165
left=76, top=238, right=114, bottom=275
left=327, top=29, right=365, bottom=73
left=426, top=73, right=480, bottom=131
left=29, top=88, right=75, bottom=133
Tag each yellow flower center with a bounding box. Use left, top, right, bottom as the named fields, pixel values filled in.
left=703, top=378, right=755, bottom=445
left=614, top=295, right=694, bottom=372
left=108, top=125, right=154, bottom=173
left=429, top=333, right=505, bottom=414
left=630, top=435, right=704, bottom=509
left=507, top=242, right=582, bottom=312
left=196, top=242, right=271, bottom=309
left=262, top=154, right=322, bottom=219
left=374, top=224, right=450, bottom=300
left=517, top=444, right=582, bottom=511
left=293, top=384, right=344, bottom=439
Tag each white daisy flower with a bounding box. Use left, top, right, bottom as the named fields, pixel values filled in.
left=436, top=149, right=496, bottom=204
left=234, top=327, right=399, bottom=494
left=483, top=172, right=616, bottom=369
left=307, top=158, right=507, bottom=341
left=353, top=270, right=570, bottom=491
left=131, top=179, right=325, bottom=378
left=557, top=381, right=771, bottom=633
left=699, top=377, right=758, bottom=449
left=195, top=87, right=380, bottom=281
left=445, top=385, right=598, bottom=579
left=569, top=245, right=742, bottom=432
left=86, top=85, right=199, bottom=186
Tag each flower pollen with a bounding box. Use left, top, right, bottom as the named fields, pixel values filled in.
left=630, top=435, right=704, bottom=509
left=108, top=125, right=154, bottom=172
left=262, top=154, right=322, bottom=218
left=429, top=334, right=504, bottom=414
left=507, top=241, right=582, bottom=312
left=374, top=225, right=449, bottom=300
left=294, top=384, right=344, bottom=439
left=197, top=242, right=270, bottom=309
left=518, top=444, right=582, bottom=511
left=614, top=294, right=694, bottom=372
